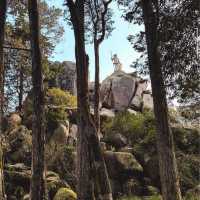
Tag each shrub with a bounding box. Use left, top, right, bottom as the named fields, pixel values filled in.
left=103, top=111, right=199, bottom=194
left=46, top=88, right=77, bottom=132
left=102, top=110, right=156, bottom=150
left=23, top=88, right=77, bottom=132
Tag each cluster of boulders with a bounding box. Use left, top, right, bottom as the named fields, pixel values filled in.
left=2, top=106, right=200, bottom=200
left=2, top=113, right=77, bottom=200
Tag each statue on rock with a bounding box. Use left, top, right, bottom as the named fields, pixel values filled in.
left=111, top=54, right=122, bottom=72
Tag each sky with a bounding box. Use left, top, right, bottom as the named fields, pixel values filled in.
left=47, top=0, right=144, bottom=81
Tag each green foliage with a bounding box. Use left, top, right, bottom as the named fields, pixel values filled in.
left=103, top=110, right=156, bottom=147
left=184, top=187, right=200, bottom=200
left=8, top=0, right=64, bottom=56
left=118, top=0, right=200, bottom=103
left=45, top=62, right=65, bottom=85
left=84, top=0, right=114, bottom=43
left=103, top=111, right=200, bottom=193
left=177, top=153, right=200, bottom=193
left=47, top=88, right=77, bottom=108
left=23, top=88, right=77, bottom=130
left=53, top=187, right=77, bottom=200
left=47, top=88, right=77, bottom=128
left=118, top=195, right=162, bottom=200
left=173, top=127, right=200, bottom=154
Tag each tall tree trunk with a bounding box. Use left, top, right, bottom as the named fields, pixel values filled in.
left=67, top=1, right=112, bottom=199
left=18, top=66, right=24, bottom=112
left=0, top=1, right=7, bottom=199
left=28, top=0, right=46, bottom=199
left=94, top=41, right=100, bottom=135
left=0, top=0, right=7, bottom=131
left=141, top=1, right=182, bottom=200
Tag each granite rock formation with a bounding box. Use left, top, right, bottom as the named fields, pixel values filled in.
left=100, top=70, right=153, bottom=111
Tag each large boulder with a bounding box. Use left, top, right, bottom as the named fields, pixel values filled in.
left=5, top=125, right=32, bottom=165
left=100, top=71, right=152, bottom=111
left=67, top=124, right=78, bottom=146
left=5, top=163, right=69, bottom=200
left=105, top=151, right=143, bottom=180
left=46, top=145, right=77, bottom=190
left=51, top=122, right=69, bottom=146
left=53, top=187, right=77, bottom=200
left=4, top=163, right=31, bottom=200
left=5, top=113, right=22, bottom=131
left=55, top=61, right=77, bottom=95
left=103, top=133, right=127, bottom=151
left=100, top=71, right=137, bottom=110
left=104, top=151, right=144, bottom=198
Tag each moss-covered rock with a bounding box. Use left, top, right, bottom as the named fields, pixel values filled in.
left=4, top=163, right=69, bottom=200
left=23, top=194, right=30, bottom=200
left=4, top=164, right=31, bottom=199
left=173, top=127, right=199, bottom=154
left=46, top=145, right=77, bottom=190
left=53, top=187, right=77, bottom=200
left=105, top=151, right=144, bottom=198
left=119, top=195, right=162, bottom=200
left=23, top=88, right=77, bottom=135
left=105, top=151, right=143, bottom=180
left=146, top=186, right=160, bottom=196
left=103, top=111, right=199, bottom=196
left=177, top=153, right=200, bottom=193
left=5, top=125, right=32, bottom=166
left=47, top=171, right=70, bottom=199
left=184, top=185, right=200, bottom=200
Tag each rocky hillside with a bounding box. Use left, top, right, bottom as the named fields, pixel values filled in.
left=2, top=107, right=199, bottom=200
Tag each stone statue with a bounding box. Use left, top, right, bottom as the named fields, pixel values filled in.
left=111, top=54, right=122, bottom=72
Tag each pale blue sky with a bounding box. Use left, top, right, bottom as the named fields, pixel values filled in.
left=48, top=0, right=143, bottom=81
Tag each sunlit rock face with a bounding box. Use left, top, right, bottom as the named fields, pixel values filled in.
left=100, top=70, right=153, bottom=111
left=58, top=61, right=77, bottom=95
left=50, top=61, right=77, bottom=95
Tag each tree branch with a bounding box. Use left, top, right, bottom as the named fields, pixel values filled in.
left=97, top=0, right=112, bottom=44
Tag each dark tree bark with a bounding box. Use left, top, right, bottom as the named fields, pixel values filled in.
left=66, top=1, right=112, bottom=199
left=94, top=41, right=100, bottom=134
left=92, top=0, right=112, bottom=135
left=0, top=1, right=7, bottom=199
left=141, top=1, right=182, bottom=200
left=0, top=0, right=7, bottom=131
left=18, top=66, right=24, bottom=112
left=28, top=0, right=46, bottom=199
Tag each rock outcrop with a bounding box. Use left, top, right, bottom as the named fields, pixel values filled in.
left=53, top=187, right=77, bottom=200
left=100, top=71, right=153, bottom=111
left=5, top=125, right=32, bottom=166
left=4, top=164, right=69, bottom=200
left=50, top=61, right=77, bottom=95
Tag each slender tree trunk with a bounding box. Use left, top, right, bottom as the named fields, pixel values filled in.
left=67, top=1, right=112, bottom=199
left=141, top=1, right=182, bottom=200
left=18, top=66, right=24, bottom=112
left=94, top=41, right=101, bottom=135
left=28, top=0, right=46, bottom=199
left=0, top=1, right=7, bottom=199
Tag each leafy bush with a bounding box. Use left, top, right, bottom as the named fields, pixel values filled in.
left=23, top=88, right=77, bottom=131
left=102, top=111, right=156, bottom=150
left=47, top=88, right=77, bottom=130
left=102, top=111, right=200, bottom=194
left=173, top=127, right=199, bottom=154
